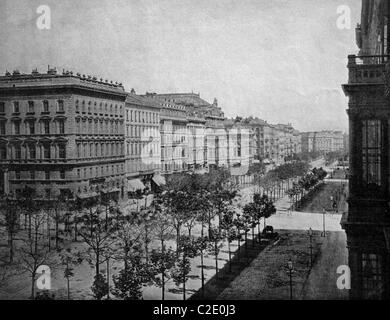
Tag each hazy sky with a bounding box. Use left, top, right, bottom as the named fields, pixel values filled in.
left=0, top=0, right=361, bottom=131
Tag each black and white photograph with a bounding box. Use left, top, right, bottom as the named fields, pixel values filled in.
left=0, top=0, right=388, bottom=307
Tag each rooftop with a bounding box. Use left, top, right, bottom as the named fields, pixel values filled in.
left=0, top=67, right=125, bottom=93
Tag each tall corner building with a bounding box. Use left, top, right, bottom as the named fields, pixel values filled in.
left=0, top=68, right=127, bottom=200
left=342, top=0, right=390, bottom=299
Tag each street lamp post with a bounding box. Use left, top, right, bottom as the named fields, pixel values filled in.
left=288, top=259, right=293, bottom=300
left=308, top=228, right=313, bottom=267
left=321, top=208, right=326, bottom=237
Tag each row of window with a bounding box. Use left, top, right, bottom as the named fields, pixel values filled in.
left=126, top=109, right=159, bottom=124
left=13, top=170, right=66, bottom=180
left=75, top=99, right=123, bottom=117
left=125, top=141, right=159, bottom=157
left=162, top=162, right=188, bottom=172
left=11, top=188, right=71, bottom=200
left=126, top=125, right=159, bottom=138
left=0, top=144, right=66, bottom=160
left=0, top=100, right=64, bottom=114
left=161, top=147, right=186, bottom=159
left=76, top=118, right=123, bottom=135
left=161, top=108, right=186, bottom=118
left=76, top=142, right=123, bottom=158
left=77, top=164, right=124, bottom=179
left=0, top=119, right=65, bottom=135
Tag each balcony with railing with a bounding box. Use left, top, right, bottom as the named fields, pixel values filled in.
left=347, top=54, right=390, bottom=84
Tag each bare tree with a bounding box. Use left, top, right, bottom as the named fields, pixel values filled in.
left=18, top=210, right=52, bottom=299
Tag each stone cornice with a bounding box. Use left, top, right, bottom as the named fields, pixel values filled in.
left=0, top=84, right=127, bottom=101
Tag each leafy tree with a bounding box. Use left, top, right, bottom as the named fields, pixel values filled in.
left=220, top=207, right=238, bottom=273
left=243, top=194, right=263, bottom=247
left=77, top=198, right=118, bottom=278
left=262, top=195, right=276, bottom=228
left=58, top=248, right=83, bottom=300
left=91, top=273, right=109, bottom=300
left=150, top=247, right=177, bottom=300
left=236, top=210, right=251, bottom=263
left=207, top=168, right=238, bottom=235
left=172, top=235, right=202, bottom=300
left=112, top=212, right=144, bottom=273
left=112, top=255, right=153, bottom=300
left=138, top=207, right=156, bottom=263
left=233, top=214, right=245, bottom=263
left=193, top=190, right=213, bottom=296
left=162, top=190, right=193, bottom=254
left=207, top=226, right=225, bottom=278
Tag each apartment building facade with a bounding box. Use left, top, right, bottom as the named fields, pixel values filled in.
left=124, top=93, right=162, bottom=195
left=143, top=93, right=189, bottom=175
left=301, top=131, right=345, bottom=154
left=0, top=68, right=127, bottom=200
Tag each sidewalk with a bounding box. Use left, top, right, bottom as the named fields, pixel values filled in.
left=300, top=231, right=348, bottom=300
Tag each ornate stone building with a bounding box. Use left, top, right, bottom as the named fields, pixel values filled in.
left=186, top=114, right=207, bottom=171
left=143, top=93, right=189, bottom=175
left=0, top=68, right=127, bottom=200
left=147, top=93, right=227, bottom=171
left=301, top=131, right=345, bottom=154
left=124, top=92, right=162, bottom=195
left=342, top=0, right=390, bottom=299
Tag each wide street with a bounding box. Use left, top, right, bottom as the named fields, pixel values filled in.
left=0, top=157, right=348, bottom=300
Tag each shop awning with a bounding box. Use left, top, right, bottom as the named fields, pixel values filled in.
left=152, top=174, right=166, bottom=186
left=128, top=179, right=145, bottom=192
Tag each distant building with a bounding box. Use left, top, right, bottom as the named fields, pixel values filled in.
left=186, top=115, right=207, bottom=171
left=301, top=131, right=345, bottom=154
left=237, top=118, right=301, bottom=165
left=223, top=119, right=252, bottom=168
left=143, top=93, right=189, bottom=175
left=148, top=93, right=227, bottom=170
